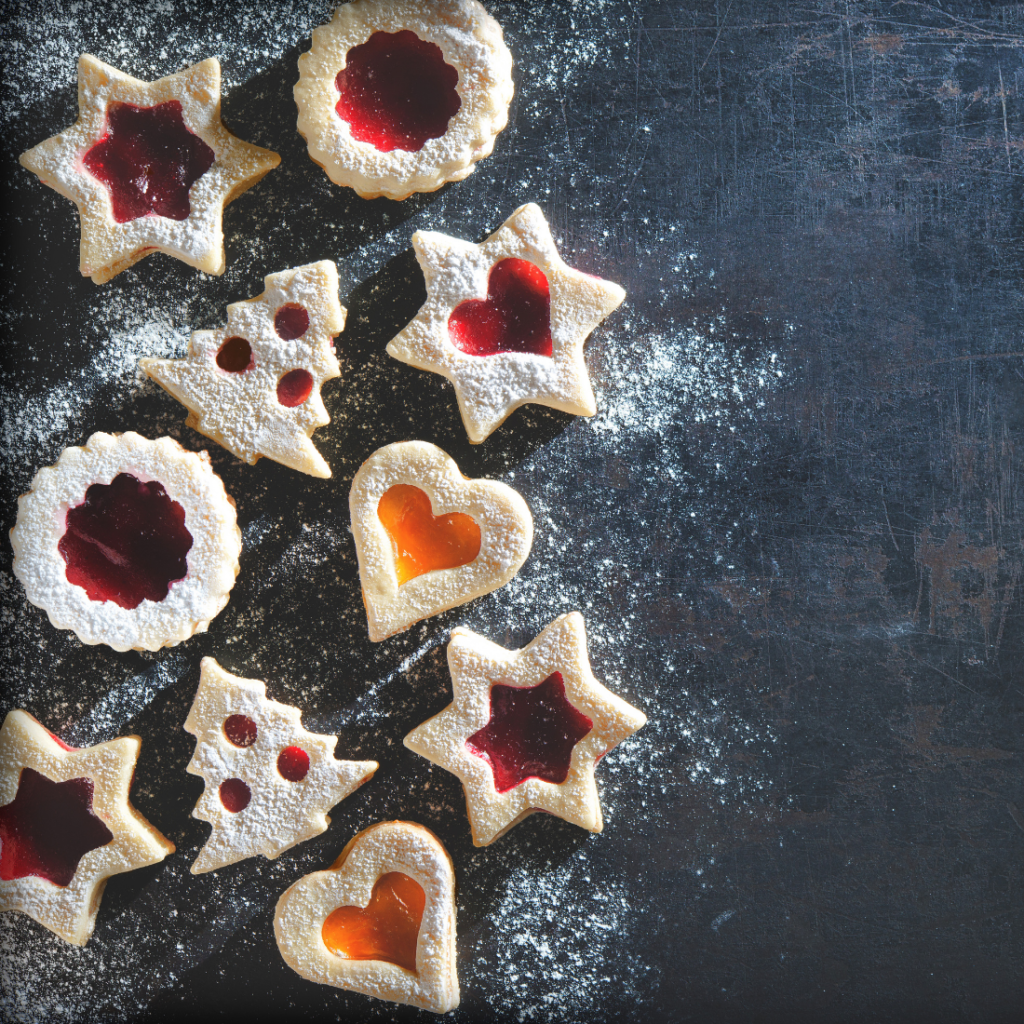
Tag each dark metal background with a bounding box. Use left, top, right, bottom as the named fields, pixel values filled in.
left=1, top=2, right=1022, bottom=1022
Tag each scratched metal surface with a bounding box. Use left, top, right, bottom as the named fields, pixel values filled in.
left=1, top=1, right=1023, bottom=1022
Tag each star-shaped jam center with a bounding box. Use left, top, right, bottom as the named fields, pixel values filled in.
left=466, top=672, right=593, bottom=793
left=0, top=767, right=113, bottom=887
left=83, top=100, right=215, bottom=223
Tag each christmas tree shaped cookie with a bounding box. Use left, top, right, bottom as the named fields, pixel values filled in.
left=140, top=261, right=345, bottom=477
left=184, top=658, right=377, bottom=873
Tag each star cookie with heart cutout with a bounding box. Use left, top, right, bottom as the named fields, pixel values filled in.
left=386, top=203, right=626, bottom=442
left=140, top=261, right=345, bottom=478
left=275, top=820, right=459, bottom=1014
left=0, top=709, right=175, bottom=945
left=349, top=440, right=533, bottom=641
left=404, top=612, right=647, bottom=845
left=19, top=54, right=280, bottom=283
left=184, top=658, right=378, bottom=873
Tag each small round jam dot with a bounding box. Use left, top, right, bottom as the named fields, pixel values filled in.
left=223, top=714, right=257, bottom=748
left=219, top=778, right=251, bottom=813
left=277, top=369, right=314, bottom=407
left=216, top=337, right=253, bottom=373
left=274, top=304, right=310, bottom=340
left=277, top=746, right=310, bottom=782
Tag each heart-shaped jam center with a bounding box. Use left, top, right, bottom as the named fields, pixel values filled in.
left=335, top=30, right=461, bottom=153
left=466, top=672, right=593, bottom=793
left=322, top=871, right=425, bottom=972
left=0, top=767, right=113, bottom=887
left=377, top=485, right=481, bottom=585
left=59, top=473, right=193, bottom=610
left=448, top=259, right=553, bottom=358
left=83, top=101, right=215, bottom=223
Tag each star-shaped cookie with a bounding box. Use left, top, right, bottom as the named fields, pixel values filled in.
left=386, top=204, right=626, bottom=442
left=0, top=709, right=175, bottom=945
left=140, top=261, right=345, bottom=477
left=404, top=612, right=646, bottom=845
left=19, top=54, right=280, bottom=283
left=184, top=658, right=377, bottom=873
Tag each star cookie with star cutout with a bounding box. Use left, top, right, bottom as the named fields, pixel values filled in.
left=404, top=612, right=647, bottom=846
left=386, top=203, right=626, bottom=443
left=184, top=658, right=378, bottom=874
left=19, top=54, right=280, bottom=284
left=140, top=261, right=345, bottom=478
left=0, top=709, right=175, bottom=945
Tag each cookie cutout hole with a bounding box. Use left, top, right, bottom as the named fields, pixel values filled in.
left=448, top=258, right=553, bottom=358
left=216, top=337, right=253, bottom=373
left=277, top=746, right=310, bottom=782
left=274, top=304, right=310, bottom=340
left=466, top=672, right=593, bottom=793
left=219, top=778, right=251, bottom=813
left=0, top=768, right=113, bottom=887
left=83, top=100, right=214, bottom=223
left=322, top=871, right=425, bottom=972
left=276, top=369, right=314, bottom=407
left=59, top=473, right=193, bottom=610
left=377, top=485, right=481, bottom=585
left=335, top=30, right=461, bottom=153
left=224, top=715, right=257, bottom=748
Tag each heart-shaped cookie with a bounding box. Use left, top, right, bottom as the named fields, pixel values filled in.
left=274, top=821, right=458, bottom=1014
left=349, top=441, right=533, bottom=641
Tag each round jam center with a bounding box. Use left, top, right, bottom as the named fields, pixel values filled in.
left=83, top=101, right=215, bottom=223
left=335, top=30, right=461, bottom=153
left=377, top=485, right=481, bottom=585
left=448, top=259, right=553, bottom=358
left=0, top=767, right=113, bottom=887
left=58, top=473, right=193, bottom=611
left=322, top=871, right=425, bottom=972
left=466, top=672, right=593, bottom=793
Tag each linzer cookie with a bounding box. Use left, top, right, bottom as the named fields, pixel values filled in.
left=295, top=0, right=513, bottom=200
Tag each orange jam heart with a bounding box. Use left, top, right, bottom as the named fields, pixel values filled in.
left=322, top=871, right=425, bottom=972
left=377, top=485, right=481, bottom=585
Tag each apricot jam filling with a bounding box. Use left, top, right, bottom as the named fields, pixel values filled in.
left=377, top=485, right=481, bottom=585
left=58, top=473, right=193, bottom=610
left=0, top=767, right=113, bottom=887
left=322, top=871, right=425, bottom=972
left=448, top=258, right=553, bottom=358
left=83, top=100, right=215, bottom=223
left=466, top=672, right=593, bottom=793
left=335, top=30, right=461, bottom=153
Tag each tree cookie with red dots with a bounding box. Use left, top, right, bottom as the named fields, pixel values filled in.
left=10, top=432, right=242, bottom=652
left=140, top=261, right=345, bottom=478
left=0, top=709, right=174, bottom=945
left=387, top=204, right=627, bottom=442
left=404, top=613, right=647, bottom=846
left=275, top=821, right=458, bottom=1014
left=19, top=54, right=280, bottom=284
left=184, top=658, right=377, bottom=874
left=349, top=441, right=533, bottom=642
left=295, top=0, right=513, bottom=200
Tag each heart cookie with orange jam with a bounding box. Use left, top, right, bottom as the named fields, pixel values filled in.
left=404, top=613, right=647, bottom=845
left=387, top=204, right=626, bottom=442
left=349, top=441, right=533, bottom=641
left=19, top=54, right=279, bottom=283
left=0, top=710, right=174, bottom=945
left=274, top=821, right=458, bottom=1014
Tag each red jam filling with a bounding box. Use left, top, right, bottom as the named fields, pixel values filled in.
left=224, top=715, right=257, bottom=748
left=335, top=30, right=461, bottom=153
left=274, top=304, right=310, bottom=340
left=58, top=473, right=193, bottom=610
left=277, top=369, right=314, bottom=407
left=277, top=746, right=310, bottom=782
left=377, top=485, right=481, bottom=585
left=216, top=337, right=254, bottom=373
left=322, top=872, right=425, bottom=972
left=219, top=778, right=251, bottom=813
left=0, top=767, right=113, bottom=887
left=448, top=259, right=553, bottom=358
left=466, top=672, right=593, bottom=793
left=82, top=101, right=215, bottom=223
